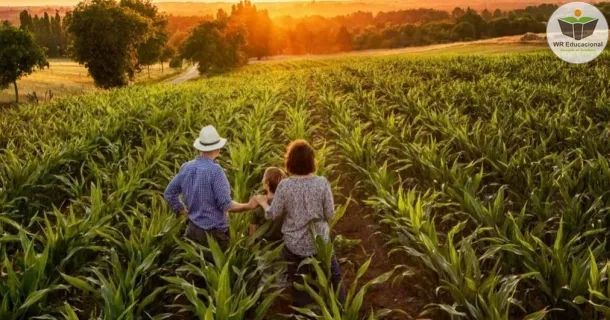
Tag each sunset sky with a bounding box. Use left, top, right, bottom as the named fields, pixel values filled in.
left=0, top=0, right=582, bottom=9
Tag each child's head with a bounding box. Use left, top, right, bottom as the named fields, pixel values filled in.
left=263, top=167, right=286, bottom=194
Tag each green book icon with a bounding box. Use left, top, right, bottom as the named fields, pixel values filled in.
left=558, top=16, right=599, bottom=40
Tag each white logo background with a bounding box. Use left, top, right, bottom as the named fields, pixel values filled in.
left=547, top=2, right=608, bottom=64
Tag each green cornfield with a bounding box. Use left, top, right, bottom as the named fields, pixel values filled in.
left=2, top=50, right=610, bottom=319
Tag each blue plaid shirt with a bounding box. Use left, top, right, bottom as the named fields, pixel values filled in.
left=164, top=156, right=232, bottom=231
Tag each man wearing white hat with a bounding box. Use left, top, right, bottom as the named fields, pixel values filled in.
left=164, top=125, right=256, bottom=252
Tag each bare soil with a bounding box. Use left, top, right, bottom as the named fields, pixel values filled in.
left=331, top=172, right=434, bottom=320
left=333, top=199, right=417, bottom=319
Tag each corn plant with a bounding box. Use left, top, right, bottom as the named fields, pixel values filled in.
left=162, top=234, right=284, bottom=319
left=574, top=252, right=610, bottom=318
left=293, top=235, right=396, bottom=320
left=38, top=206, right=112, bottom=277
left=0, top=233, right=67, bottom=320
left=61, top=248, right=169, bottom=320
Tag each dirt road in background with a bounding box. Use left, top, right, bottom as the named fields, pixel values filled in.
left=168, top=64, right=199, bottom=84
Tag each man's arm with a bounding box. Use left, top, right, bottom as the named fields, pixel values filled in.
left=228, top=199, right=258, bottom=213
left=164, top=170, right=186, bottom=215
left=212, top=167, right=257, bottom=213
left=257, top=196, right=271, bottom=211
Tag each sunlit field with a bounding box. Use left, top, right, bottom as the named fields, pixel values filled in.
left=0, top=59, right=183, bottom=104
left=2, top=48, right=610, bottom=319
left=248, top=35, right=548, bottom=63
left=0, top=59, right=93, bottom=104
left=0, top=39, right=547, bottom=105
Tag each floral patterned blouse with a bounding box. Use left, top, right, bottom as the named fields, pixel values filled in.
left=265, top=175, right=334, bottom=257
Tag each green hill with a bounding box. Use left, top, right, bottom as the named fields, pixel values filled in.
left=2, top=50, right=610, bottom=319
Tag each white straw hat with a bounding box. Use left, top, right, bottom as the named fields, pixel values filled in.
left=193, top=125, right=227, bottom=152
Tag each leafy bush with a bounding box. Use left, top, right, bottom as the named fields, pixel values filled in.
left=169, top=57, right=182, bottom=69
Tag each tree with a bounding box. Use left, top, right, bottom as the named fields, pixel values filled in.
left=169, top=57, right=182, bottom=69
left=486, top=18, right=511, bottom=37
left=19, top=10, right=68, bottom=57
left=160, top=46, right=174, bottom=73
left=451, top=7, right=466, bottom=21
left=181, top=19, right=246, bottom=74
left=452, top=21, right=476, bottom=40
left=0, top=25, right=47, bottom=103
left=336, top=26, right=353, bottom=52
left=43, top=13, right=51, bottom=36
left=19, top=10, right=33, bottom=31
left=481, top=9, right=492, bottom=21
left=138, top=34, right=166, bottom=78
left=289, top=22, right=314, bottom=54
left=52, top=11, right=65, bottom=56
left=512, top=15, right=545, bottom=35
left=121, top=0, right=168, bottom=78
left=457, top=8, right=486, bottom=39
left=230, top=0, right=273, bottom=60
left=217, top=8, right=229, bottom=22
left=67, top=0, right=152, bottom=88
left=493, top=9, right=504, bottom=19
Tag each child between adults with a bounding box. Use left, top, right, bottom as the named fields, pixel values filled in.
left=250, top=167, right=289, bottom=287
left=249, top=167, right=286, bottom=242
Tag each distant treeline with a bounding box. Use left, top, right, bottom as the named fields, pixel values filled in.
left=273, top=3, right=610, bottom=54
left=165, top=3, right=610, bottom=57
left=11, top=2, right=610, bottom=60
left=19, top=10, right=69, bottom=57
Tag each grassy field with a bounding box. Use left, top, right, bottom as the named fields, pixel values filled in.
left=0, top=59, right=183, bottom=104
left=3, top=47, right=609, bottom=320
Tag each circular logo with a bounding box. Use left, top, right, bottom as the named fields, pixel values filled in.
left=547, top=2, right=608, bottom=64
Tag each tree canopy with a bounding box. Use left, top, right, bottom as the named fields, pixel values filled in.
left=19, top=10, right=68, bottom=57
left=160, top=46, right=175, bottom=72
left=230, top=0, right=274, bottom=60
left=66, top=0, right=153, bottom=88
left=181, top=19, right=246, bottom=74
left=0, top=24, right=47, bottom=103
left=121, top=0, right=169, bottom=73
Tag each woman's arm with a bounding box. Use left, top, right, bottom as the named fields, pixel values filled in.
left=258, top=182, right=285, bottom=220
left=322, top=179, right=335, bottom=222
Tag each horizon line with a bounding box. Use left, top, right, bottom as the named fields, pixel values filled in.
left=0, top=0, right=373, bottom=7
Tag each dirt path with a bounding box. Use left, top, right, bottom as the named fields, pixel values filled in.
left=264, top=183, right=420, bottom=319
left=331, top=178, right=428, bottom=320
left=168, top=64, right=199, bottom=84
